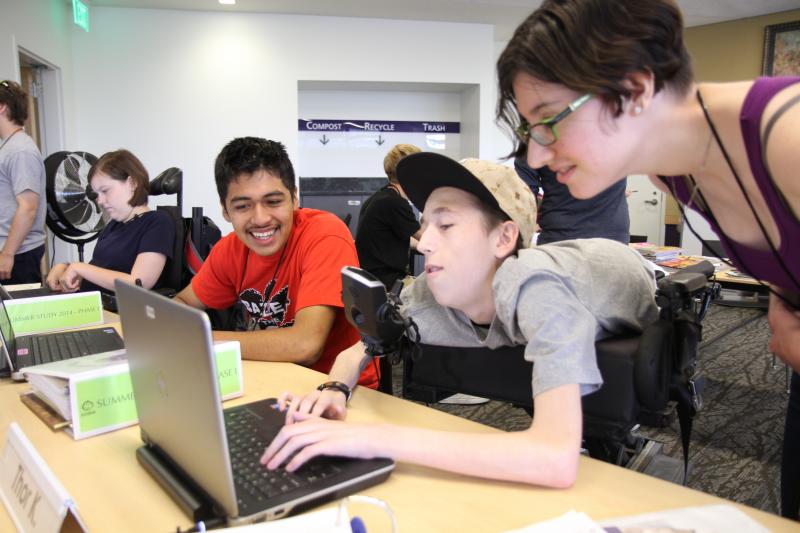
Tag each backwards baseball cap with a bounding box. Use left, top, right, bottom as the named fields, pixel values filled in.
left=396, top=152, right=537, bottom=247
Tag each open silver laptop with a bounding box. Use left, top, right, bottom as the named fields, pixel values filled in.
left=0, top=290, right=125, bottom=380
left=115, top=280, right=394, bottom=526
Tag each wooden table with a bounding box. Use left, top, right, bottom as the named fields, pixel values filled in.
left=1, top=358, right=797, bottom=532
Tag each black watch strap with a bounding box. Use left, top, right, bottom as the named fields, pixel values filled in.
left=317, top=381, right=352, bottom=402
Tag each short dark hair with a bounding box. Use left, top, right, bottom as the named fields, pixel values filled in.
left=497, top=0, right=693, bottom=135
left=88, top=149, right=150, bottom=207
left=0, top=80, right=29, bottom=126
left=214, top=137, right=296, bottom=203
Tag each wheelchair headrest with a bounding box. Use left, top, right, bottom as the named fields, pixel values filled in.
left=150, top=167, right=183, bottom=196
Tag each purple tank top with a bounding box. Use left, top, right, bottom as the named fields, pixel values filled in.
left=665, top=76, right=800, bottom=291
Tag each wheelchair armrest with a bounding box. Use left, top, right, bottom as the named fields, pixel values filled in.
left=656, top=260, right=715, bottom=319
left=658, top=270, right=708, bottom=296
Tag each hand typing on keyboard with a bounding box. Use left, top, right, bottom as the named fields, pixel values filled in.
left=275, top=390, right=348, bottom=424
left=259, top=413, right=388, bottom=473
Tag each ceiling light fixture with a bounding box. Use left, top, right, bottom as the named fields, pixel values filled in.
left=219, top=0, right=236, bottom=5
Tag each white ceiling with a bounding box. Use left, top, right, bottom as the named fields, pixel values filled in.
left=88, top=0, right=800, bottom=40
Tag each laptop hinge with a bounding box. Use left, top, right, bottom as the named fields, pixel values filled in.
left=136, top=445, right=225, bottom=523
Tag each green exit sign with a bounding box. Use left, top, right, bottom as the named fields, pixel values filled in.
left=73, top=0, right=89, bottom=32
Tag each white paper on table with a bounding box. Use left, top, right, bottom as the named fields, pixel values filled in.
left=597, top=504, right=770, bottom=533
left=502, top=509, right=606, bottom=533
left=216, top=507, right=352, bottom=532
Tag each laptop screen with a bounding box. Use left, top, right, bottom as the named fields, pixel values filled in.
left=0, top=297, right=17, bottom=371
left=0, top=297, right=16, bottom=352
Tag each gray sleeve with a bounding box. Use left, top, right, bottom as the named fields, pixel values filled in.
left=8, top=151, right=45, bottom=196
left=514, top=275, right=603, bottom=397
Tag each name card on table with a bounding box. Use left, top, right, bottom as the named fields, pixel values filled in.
left=0, top=423, right=86, bottom=532
left=4, top=293, right=104, bottom=336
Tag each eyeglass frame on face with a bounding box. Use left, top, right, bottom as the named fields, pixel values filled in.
left=515, top=93, right=592, bottom=147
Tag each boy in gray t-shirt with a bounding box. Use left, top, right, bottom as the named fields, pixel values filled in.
left=260, top=153, right=658, bottom=488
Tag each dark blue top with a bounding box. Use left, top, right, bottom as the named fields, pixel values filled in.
left=514, top=158, right=630, bottom=245
left=82, top=209, right=175, bottom=293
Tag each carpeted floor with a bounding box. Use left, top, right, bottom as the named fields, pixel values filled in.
left=392, top=303, right=790, bottom=516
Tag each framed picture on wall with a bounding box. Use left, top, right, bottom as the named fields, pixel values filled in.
left=762, top=20, right=800, bottom=76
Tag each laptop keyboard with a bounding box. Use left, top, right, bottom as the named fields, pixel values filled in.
left=225, top=408, right=342, bottom=511
left=28, top=331, right=93, bottom=364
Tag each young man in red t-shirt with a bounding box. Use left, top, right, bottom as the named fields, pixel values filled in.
left=174, top=137, right=378, bottom=388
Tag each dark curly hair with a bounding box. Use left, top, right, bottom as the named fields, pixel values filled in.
left=0, top=80, right=29, bottom=126
left=497, top=0, right=693, bottom=137
left=214, top=137, right=296, bottom=203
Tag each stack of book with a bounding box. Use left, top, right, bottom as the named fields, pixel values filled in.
left=21, top=341, right=243, bottom=439
left=630, top=242, right=683, bottom=262
left=657, top=255, right=726, bottom=271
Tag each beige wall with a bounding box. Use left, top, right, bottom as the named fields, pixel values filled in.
left=685, top=9, right=800, bottom=82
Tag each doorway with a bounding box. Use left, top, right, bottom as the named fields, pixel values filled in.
left=626, top=174, right=666, bottom=245
left=17, top=48, right=66, bottom=270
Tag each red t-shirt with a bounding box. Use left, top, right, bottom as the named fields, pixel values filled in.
left=191, top=208, right=378, bottom=388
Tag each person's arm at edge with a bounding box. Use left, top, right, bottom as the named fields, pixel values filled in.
left=172, top=259, right=341, bottom=365
left=0, top=191, right=39, bottom=278
left=213, top=304, right=337, bottom=365
left=173, top=283, right=207, bottom=308
left=264, top=383, right=582, bottom=488
left=45, top=263, right=69, bottom=290
left=60, top=252, right=167, bottom=291
left=173, top=280, right=338, bottom=364
left=279, top=341, right=370, bottom=420
left=380, top=383, right=582, bottom=487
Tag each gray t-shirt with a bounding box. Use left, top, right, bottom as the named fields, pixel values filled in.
left=400, top=239, right=659, bottom=397
left=0, top=131, right=46, bottom=253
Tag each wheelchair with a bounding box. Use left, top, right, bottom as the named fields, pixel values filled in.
left=151, top=168, right=221, bottom=297
left=399, top=263, right=718, bottom=478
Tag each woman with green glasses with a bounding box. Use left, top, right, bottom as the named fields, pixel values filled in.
left=497, top=0, right=800, bottom=520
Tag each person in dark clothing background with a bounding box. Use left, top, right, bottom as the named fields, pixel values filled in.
left=355, top=143, right=423, bottom=394
left=514, top=148, right=630, bottom=245
left=355, top=144, right=423, bottom=290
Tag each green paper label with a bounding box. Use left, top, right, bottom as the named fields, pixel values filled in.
left=75, top=372, right=137, bottom=432
left=6, top=294, right=103, bottom=335
left=215, top=346, right=241, bottom=398
left=71, top=343, right=242, bottom=437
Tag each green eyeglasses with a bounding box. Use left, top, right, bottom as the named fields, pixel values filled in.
left=515, top=93, right=592, bottom=147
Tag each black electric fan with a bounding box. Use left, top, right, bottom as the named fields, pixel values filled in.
left=44, top=151, right=107, bottom=262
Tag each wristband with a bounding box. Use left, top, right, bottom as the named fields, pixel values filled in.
left=317, top=381, right=352, bottom=402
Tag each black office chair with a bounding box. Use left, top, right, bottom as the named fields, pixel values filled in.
left=151, top=169, right=222, bottom=297
left=150, top=168, right=184, bottom=297
left=153, top=205, right=185, bottom=297
left=402, top=263, right=717, bottom=472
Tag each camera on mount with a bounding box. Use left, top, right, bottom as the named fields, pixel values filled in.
left=340, top=266, right=418, bottom=362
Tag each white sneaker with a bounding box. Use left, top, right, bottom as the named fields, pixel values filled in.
left=437, top=393, right=490, bottom=405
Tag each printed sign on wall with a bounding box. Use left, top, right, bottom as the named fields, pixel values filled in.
left=297, top=119, right=462, bottom=177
